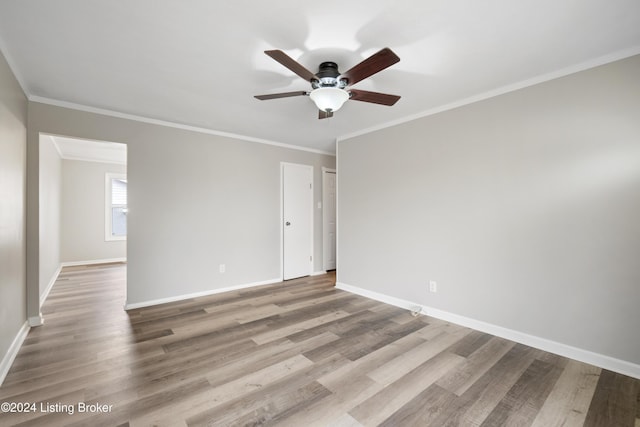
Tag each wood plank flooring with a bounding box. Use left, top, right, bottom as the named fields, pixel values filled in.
left=1, top=263, right=638, bottom=426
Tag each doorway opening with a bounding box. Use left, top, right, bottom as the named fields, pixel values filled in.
left=37, top=134, right=127, bottom=322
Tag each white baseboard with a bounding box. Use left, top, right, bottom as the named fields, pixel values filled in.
left=60, top=257, right=127, bottom=267
left=40, top=264, right=62, bottom=307
left=28, top=314, right=44, bottom=327
left=0, top=321, right=30, bottom=386
left=124, top=277, right=282, bottom=310
left=336, top=281, right=640, bottom=380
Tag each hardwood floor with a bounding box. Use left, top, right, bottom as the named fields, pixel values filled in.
left=1, top=263, right=638, bottom=426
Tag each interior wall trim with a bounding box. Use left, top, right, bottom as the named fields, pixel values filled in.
left=60, top=258, right=127, bottom=267
left=336, top=281, right=640, bottom=380
left=0, top=321, right=30, bottom=386
left=40, top=264, right=62, bottom=308
left=28, top=315, right=43, bottom=327
left=28, top=96, right=336, bottom=157
left=337, top=46, right=640, bottom=144
left=124, top=277, right=282, bottom=311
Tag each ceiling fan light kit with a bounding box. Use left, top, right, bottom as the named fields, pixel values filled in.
left=309, top=87, right=350, bottom=113
left=255, top=47, right=401, bottom=119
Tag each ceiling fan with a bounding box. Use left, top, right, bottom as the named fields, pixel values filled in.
left=255, top=48, right=401, bottom=119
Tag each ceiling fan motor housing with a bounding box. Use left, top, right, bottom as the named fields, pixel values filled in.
left=312, top=61, right=348, bottom=89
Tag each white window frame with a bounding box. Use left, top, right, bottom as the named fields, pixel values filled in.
left=105, top=172, right=127, bottom=241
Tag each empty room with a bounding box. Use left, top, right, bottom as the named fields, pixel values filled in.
left=1, top=1, right=639, bottom=426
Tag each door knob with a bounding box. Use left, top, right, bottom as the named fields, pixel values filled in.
left=285, top=221, right=291, bottom=226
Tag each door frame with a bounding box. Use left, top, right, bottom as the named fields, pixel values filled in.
left=322, top=167, right=336, bottom=271
left=280, top=162, right=314, bottom=280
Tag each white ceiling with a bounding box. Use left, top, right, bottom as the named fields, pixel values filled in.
left=1, top=1, right=639, bottom=154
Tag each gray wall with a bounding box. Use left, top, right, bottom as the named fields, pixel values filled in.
left=338, top=55, right=640, bottom=365
left=0, top=50, right=27, bottom=367
left=26, top=102, right=335, bottom=308
left=38, top=135, right=62, bottom=300
left=61, top=159, right=126, bottom=263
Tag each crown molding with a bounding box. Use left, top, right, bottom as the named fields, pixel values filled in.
left=28, top=95, right=336, bottom=157
left=337, top=46, right=640, bottom=143
left=14, top=44, right=640, bottom=155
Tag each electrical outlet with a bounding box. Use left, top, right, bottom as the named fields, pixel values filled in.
left=219, top=264, right=226, bottom=273
left=429, top=280, right=437, bottom=293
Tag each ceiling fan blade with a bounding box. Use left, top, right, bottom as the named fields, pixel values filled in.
left=340, top=48, right=400, bottom=86
left=318, top=110, right=334, bottom=120
left=264, top=50, right=318, bottom=82
left=254, top=91, right=308, bottom=100
left=349, top=89, right=401, bottom=106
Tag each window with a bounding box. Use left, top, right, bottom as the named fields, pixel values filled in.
left=105, top=173, right=127, bottom=241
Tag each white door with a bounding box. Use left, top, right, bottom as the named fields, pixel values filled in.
left=282, top=163, right=313, bottom=280
left=323, top=170, right=337, bottom=270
